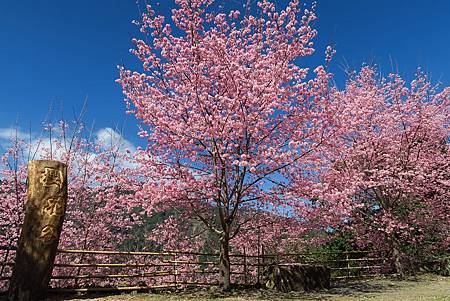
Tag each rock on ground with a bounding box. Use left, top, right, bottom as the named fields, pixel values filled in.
left=265, top=263, right=331, bottom=292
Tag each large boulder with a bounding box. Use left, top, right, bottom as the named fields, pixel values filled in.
left=265, top=263, right=330, bottom=292
left=421, top=257, right=450, bottom=276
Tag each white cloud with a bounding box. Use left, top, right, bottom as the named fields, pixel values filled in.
left=0, top=126, right=138, bottom=170
left=95, top=127, right=136, bottom=153
left=0, top=127, right=33, bottom=154
left=0, top=127, right=30, bottom=141
left=26, top=127, right=137, bottom=161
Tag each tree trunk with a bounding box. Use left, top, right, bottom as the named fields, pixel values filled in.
left=219, top=233, right=231, bottom=291
left=392, top=240, right=404, bottom=278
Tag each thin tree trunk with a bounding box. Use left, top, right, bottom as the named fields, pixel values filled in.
left=392, top=239, right=404, bottom=278
left=219, top=233, right=231, bottom=291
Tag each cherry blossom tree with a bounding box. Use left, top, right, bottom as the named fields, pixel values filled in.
left=313, top=67, right=450, bottom=275
left=117, top=0, right=336, bottom=289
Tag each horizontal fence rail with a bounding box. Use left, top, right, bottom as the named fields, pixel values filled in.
left=0, top=246, right=394, bottom=294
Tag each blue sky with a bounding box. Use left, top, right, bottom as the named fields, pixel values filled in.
left=1, top=0, right=449, bottom=149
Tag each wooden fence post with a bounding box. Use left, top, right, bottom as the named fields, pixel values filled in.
left=243, top=247, right=247, bottom=285
left=261, top=245, right=266, bottom=273
left=346, top=252, right=350, bottom=279
left=173, top=252, right=177, bottom=288
left=8, top=160, right=68, bottom=301
left=256, top=228, right=261, bottom=286
left=257, top=245, right=260, bottom=286
left=0, top=244, right=14, bottom=282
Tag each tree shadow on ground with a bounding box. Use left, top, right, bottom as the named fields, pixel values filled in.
left=0, top=277, right=411, bottom=301
left=171, top=278, right=404, bottom=300
left=143, top=279, right=403, bottom=300
left=329, top=279, right=398, bottom=294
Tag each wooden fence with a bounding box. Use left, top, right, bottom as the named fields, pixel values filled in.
left=0, top=245, right=393, bottom=294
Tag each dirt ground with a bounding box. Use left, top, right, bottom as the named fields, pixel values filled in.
left=61, top=274, right=450, bottom=301
left=3, top=274, right=449, bottom=301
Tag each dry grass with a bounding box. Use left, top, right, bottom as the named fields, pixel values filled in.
left=5, top=274, right=449, bottom=301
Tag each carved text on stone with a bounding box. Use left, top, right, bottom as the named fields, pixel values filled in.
left=39, top=167, right=64, bottom=189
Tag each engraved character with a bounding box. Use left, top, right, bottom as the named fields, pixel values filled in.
left=42, top=196, right=64, bottom=216
left=40, top=167, right=64, bottom=189
left=38, top=225, right=57, bottom=244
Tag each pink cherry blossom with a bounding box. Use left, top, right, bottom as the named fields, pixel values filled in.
left=117, top=0, right=334, bottom=289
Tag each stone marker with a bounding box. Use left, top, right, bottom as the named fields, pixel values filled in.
left=9, top=160, right=68, bottom=301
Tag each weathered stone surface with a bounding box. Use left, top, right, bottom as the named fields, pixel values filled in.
left=8, top=160, right=68, bottom=301
left=421, top=257, right=450, bottom=276
left=265, top=263, right=330, bottom=292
